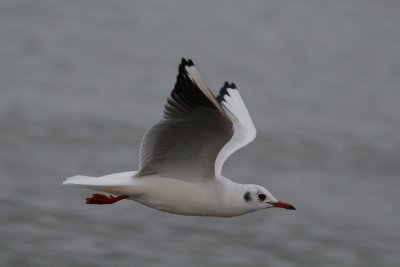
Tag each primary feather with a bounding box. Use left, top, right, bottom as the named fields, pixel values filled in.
left=137, top=59, right=256, bottom=179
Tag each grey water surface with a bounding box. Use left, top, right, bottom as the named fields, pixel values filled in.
left=1, top=1, right=400, bottom=266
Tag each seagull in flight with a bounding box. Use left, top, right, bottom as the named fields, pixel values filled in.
left=63, top=58, right=295, bottom=217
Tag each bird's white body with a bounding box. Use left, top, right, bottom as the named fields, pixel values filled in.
left=64, top=172, right=259, bottom=217
left=63, top=58, right=295, bottom=217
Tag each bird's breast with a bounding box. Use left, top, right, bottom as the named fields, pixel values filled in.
left=132, top=175, right=230, bottom=216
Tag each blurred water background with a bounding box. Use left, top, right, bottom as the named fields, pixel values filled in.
left=1, top=1, right=400, bottom=266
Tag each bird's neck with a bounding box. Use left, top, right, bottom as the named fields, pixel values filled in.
left=217, top=178, right=251, bottom=216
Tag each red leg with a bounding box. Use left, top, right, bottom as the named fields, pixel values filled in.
left=85, top=194, right=129, bottom=205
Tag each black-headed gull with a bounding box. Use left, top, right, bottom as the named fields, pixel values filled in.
left=63, top=58, right=295, bottom=217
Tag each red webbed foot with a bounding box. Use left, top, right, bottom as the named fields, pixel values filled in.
left=85, top=194, right=129, bottom=205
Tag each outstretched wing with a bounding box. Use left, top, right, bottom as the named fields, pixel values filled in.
left=215, top=82, right=257, bottom=175
left=136, top=59, right=233, bottom=179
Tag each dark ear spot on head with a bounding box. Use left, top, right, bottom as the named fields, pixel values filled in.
left=244, top=192, right=251, bottom=202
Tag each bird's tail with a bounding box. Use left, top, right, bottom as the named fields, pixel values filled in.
left=63, top=175, right=123, bottom=189
left=63, top=174, right=135, bottom=203
left=63, top=175, right=125, bottom=194
left=63, top=175, right=98, bottom=186
left=62, top=172, right=136, bottom=195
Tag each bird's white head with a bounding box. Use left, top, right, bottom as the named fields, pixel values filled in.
left=241, top=184, right=296, bottom=213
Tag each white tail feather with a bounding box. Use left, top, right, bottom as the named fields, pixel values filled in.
left=63, top=171, right=137, bottom=187
left=63, top=175, right=97, bottom=186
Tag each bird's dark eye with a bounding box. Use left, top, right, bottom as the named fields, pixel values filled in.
left=257, top=193, right=266, bottom=201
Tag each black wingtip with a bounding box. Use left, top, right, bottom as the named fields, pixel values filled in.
left=179, top=58, right=195, bottom=74
left=180, top=58, right=194, bottom=66
left=217, top=81, right=237, bottom=103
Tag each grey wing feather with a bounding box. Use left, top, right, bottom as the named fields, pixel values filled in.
left=136, top=58, right=233, bottom=179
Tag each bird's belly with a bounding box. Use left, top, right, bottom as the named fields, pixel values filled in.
left=132, top=176, right=226, bottom=216
left=134, top=195, right=217, bottom=216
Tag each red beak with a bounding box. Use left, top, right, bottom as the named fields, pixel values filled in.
left=272, top=201, right=296, bottom=210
